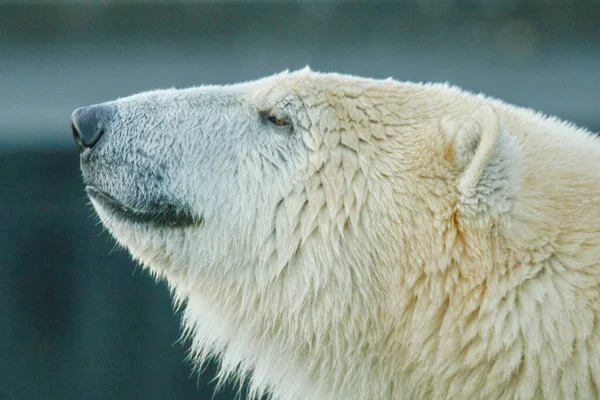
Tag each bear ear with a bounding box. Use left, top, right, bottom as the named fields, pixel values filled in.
left=442, top=105, right=521, bottom=219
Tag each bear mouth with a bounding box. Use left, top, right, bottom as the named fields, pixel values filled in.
left=86, top=186, right=202, bottom=228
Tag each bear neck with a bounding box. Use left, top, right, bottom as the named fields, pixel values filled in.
left=169, top=213, right=507, bottom=400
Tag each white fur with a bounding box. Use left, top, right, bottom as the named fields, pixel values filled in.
left=85, top=68, right=600, bottom=399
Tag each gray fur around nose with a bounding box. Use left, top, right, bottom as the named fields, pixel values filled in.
left=71, top=104, right=116, bottom=151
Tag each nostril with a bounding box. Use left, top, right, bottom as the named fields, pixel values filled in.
left=70, top=104, right=115, bottom=152
left=72, top=121, right=83, bottom=149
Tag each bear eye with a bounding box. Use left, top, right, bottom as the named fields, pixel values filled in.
left=267, top=115, right=290, bottom=127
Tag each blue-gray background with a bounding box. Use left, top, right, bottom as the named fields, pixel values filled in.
left=1, top=1, right=599, bottom=399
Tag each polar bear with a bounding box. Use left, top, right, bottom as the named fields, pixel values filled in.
left=72, top=68, right=600, bottom=400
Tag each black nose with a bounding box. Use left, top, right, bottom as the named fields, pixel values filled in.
left=71, top=105, right=115, bottom=151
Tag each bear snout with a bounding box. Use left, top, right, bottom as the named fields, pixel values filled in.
left=71, top=104, right=116, bottom=152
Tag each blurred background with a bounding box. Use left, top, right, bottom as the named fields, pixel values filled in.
left=1, top=0, right=598, bottom=399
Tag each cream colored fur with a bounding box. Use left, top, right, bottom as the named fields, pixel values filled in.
left=88, top=69, right=600, bottom=400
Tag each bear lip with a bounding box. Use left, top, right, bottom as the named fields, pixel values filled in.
left=86, top=185, right=202, bottom=228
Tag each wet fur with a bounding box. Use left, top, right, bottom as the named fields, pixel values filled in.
left=82, top=68, right=600, bottom=399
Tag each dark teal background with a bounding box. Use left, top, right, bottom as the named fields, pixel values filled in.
left=0, top=150, right=238, bottom=399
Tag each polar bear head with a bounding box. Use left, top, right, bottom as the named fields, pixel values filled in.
left=73, top=68, right=524, bottom=399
